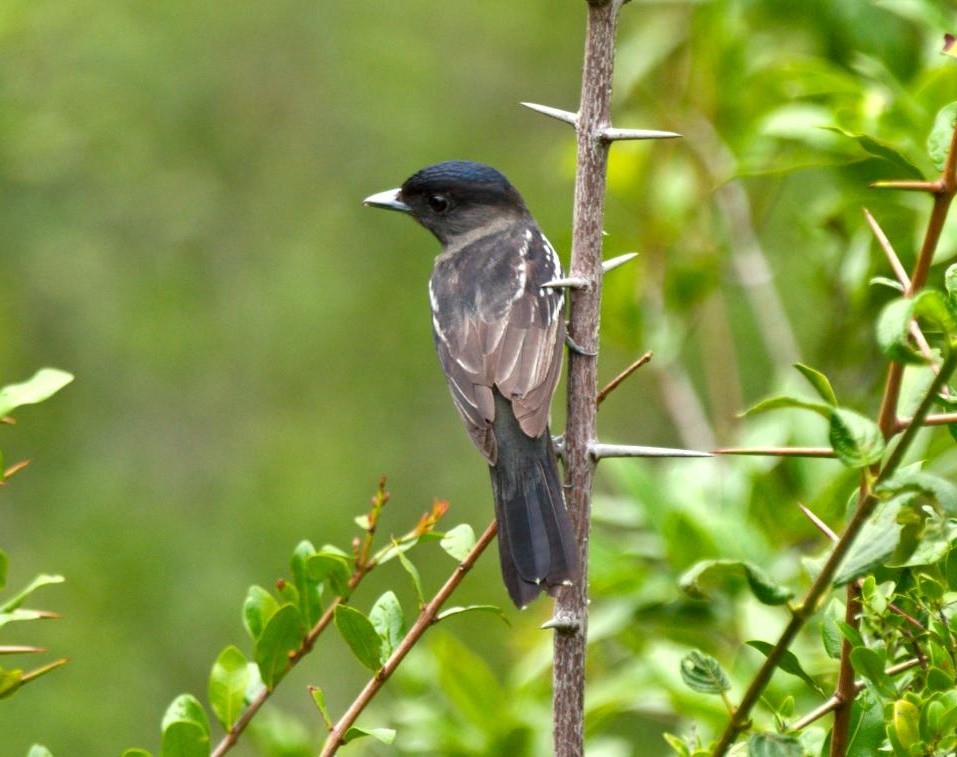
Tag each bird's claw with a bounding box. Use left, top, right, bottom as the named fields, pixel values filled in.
left=565, top=333, right=597, bottom=356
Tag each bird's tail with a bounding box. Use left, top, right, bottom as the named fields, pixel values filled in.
left=489, top=394, right=579, bottom=608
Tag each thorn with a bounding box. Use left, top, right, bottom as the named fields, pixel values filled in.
left=597, top=351, right=652, bottom=406
left=542, top=275, right=590, bottom=290
left=598, top=127, right=682, bottom=143
left=0, top=645, right=46, bottom=655
left=541, top=614, right=581, bottom=633
left=521, top=101, right=579, bottom=127
left=863, top=208, right=910, bottom=288
left=870, top=179, right=942, bottom=193
left=601, top=252, right=639, bottom=274
left=712, top=446, right=836, bottom=458
left=589, top=442, right=712, bottom=460
left=797, top=503, right=838, bottom=542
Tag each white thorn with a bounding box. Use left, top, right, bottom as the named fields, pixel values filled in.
left=589, top=442, right=712, bottom=460
left=601, top=252, right=638, bottom=274
left=599, top=127, right=682, bottom=142
left=542, top=276, right=590, bottom=290
left=521, top=102, right=579, bottom=127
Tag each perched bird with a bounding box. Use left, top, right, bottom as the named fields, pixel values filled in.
left=364, top=160, right=579, bottom=607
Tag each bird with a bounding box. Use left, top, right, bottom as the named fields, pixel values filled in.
left=364, top=160, right=579, bottom=608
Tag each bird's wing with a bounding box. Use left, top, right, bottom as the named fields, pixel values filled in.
left=431, top=226, right=565, bottom=464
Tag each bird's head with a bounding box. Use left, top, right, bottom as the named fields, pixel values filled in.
left=363, top=160, right=530, bottom=244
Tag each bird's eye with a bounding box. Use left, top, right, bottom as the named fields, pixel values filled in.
left=427, top=194, right=450, bottom=213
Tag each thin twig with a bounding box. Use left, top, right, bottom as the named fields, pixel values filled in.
left=789, top=657, right=921, bottom=731
left=870, top=179, right=943, bottom=192
left=596, top=351, right=652, bottom=405
left=894, top=411, right=957, bottom=433
left=319, top=520, right=498, bottom=756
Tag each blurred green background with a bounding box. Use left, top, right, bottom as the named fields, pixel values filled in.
left=2, top=0, right=957, bottom=754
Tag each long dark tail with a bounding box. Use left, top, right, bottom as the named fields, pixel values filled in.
left=489, top=392, right=579, bottom=608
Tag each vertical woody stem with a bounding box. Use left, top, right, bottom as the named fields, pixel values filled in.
left=553, top=1, right=621, bottom=754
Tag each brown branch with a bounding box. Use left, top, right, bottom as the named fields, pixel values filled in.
left=894, top=411, right=957, bottom=433
left=319, top=520, right=498, bottom=756
left=596, top=351, right=652, bottom=405
left=870, top=179, right=943, bottom=192
left=552, top=2, right=624, bottom=755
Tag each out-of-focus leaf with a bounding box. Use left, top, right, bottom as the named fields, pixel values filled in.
left=369, top=590, right=404, bottom=660
left=680, top=559, right=793, bottom=605
left=440, top=523, right=476, bottom=562
left=0, top=369, right=73, bottom=418
left=0, top=549, right=7, bottom=592
left=254, top=604, right=305, bottom=688
left=828, top=409, right=885, bottom=468
left=27, top=747, right=54, bottom=757
left=747, top=732, right=804, bottom=757
left=160, top=694, right=209, bottom=757
left=679, top=650, right=730, bottom=694
left=120, top=750, right=153, bottom=757
left=821, top=126, right=924, bottom=179
left=929, top=103, right=957, bottom=172
left=794, top=363, right=838, bottom=405
left=0, top=608, right=59, bottom=631
left=746, top=640, right=823, bottom=693
left=0, top=573, right=64, bottom=613
left=334, top=604, right=384, bottom=672
left=208, top=645, right=250, bottom=732
left=742, top=395, right=831, bottom=418
left=342, top=727, right=396, bottom=745
left=0, top=667, right=23, bottom=698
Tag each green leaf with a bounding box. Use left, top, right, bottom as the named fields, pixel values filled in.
left=121, top=750, right=153, bottom=757
left=747, top=732, right=804, bottom=757
left=928, top=103, right=957, bottom=173
left=395, top=545, right=424, bottom=606
left=679, top=650, right=730, bottom=694
left=828, top=408, right=885, bottom=468
left=746, top=640, right=822, bottom=693
left=368, top=590, right=404, bottom=662
left=947, top=263, right=957, bottom=311
left=843, top=693, right=885, bottom=757
left=821, top=126, right=924, bottom=179
left=242, top=585, right=279, bottom=643
left=877, top=298, right=930, bottom=365
left=435, top=604, right=509, bottom=624
left=160, top=694, right=210, bottom=757
left=440, top=523, right=476, bottom=562
left=208, top=645, right=250, bottom=732
left=334, top=604, right=384, bottom=672
left=27, top=747, right=54, bottom=757
left=891, top=699, right=921, bottom=751
left=306, top=551, right=351, bottom=597
left=742, top=395, right=832, bottom=419
left=833, top=498, right=903, bottom=585
left=821, top=606, right=843, bottom=659
left=254, top=604, right=306, bottom=688
left=0, top=608, right=58, bottom=631
left=308, top=685, right=333, bottom=730
left=342, top=726, right=396, bottom=745
left=794, top=363, right=838, bottom=405
left=0, top=574, right=64, bottom=613
left=679, top=559, right=794, bottom=605
left=877, top=469, right=957, bottom=514
left=849, top=646, right=896, bottom=697
left=290, top=541, right=323, bottom=627
left=0, top=369, right=74, bottom=418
